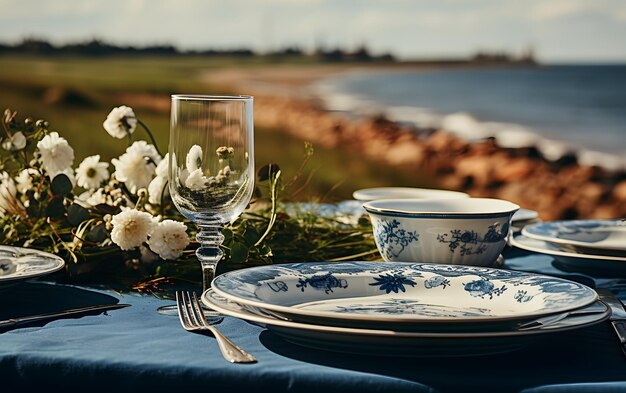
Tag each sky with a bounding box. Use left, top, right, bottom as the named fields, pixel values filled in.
left=0, top=0, right=625, bottom=63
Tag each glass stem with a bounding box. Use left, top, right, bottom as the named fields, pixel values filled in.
left=196, top=218, right=225, bottom=292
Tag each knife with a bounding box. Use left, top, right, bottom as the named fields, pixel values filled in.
left=597, top=289, right=626, bottom=355
left=0, top=303, right=130, bottom=330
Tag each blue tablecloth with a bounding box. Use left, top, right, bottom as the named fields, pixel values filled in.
left=1, top=250, right=626, bottom=393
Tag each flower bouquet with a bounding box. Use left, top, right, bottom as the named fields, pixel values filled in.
left=0, top=106, right=379, bottom=289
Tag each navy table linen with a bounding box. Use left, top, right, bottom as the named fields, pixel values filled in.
left=1, top=250, right=626, bottom=393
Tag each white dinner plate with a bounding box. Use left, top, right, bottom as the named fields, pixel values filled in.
left=202, top=289, right=609, bottom=357
left=509, top=233, right=626, bottom=274
left=0, top=245, right=65, bottom=287
left=352, top=187, right=469, bottom=201
left=523, top=220, right=626, bottom=255
left=211, top=261, right=597, bottom=327
left=512, top=209, right=539, bottom=224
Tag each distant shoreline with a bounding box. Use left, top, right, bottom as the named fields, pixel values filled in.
left=207, top=63, right=626, bottom=220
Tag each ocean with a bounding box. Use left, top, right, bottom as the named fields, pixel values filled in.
left=315, top=65, right=626, bottom=170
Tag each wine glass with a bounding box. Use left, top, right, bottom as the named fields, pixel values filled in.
left=159, top=94, right=254, bottom=315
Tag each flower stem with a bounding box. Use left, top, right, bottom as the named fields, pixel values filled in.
left=137, top=118, right=162, bottom=156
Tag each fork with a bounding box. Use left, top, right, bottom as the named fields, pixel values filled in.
left=176, top=291, right=257, bottom=363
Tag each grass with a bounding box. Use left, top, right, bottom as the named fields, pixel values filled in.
left=0, top=55, right=431, bottom=200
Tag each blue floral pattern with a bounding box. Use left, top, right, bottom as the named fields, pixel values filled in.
left=373, top=219, right=419, bottom=259
left=514, top=290, right=533, bottom=303
left=463, top=279, right=507, bottom=299
left=424, top=275, right=450, bottom=289
left=334, top=299, right=493, bottom=317
left=296, top=273, right=348, bottom=294
left=436, top=223, right=509, bottom=256
left=212, top=261, right=597, bottom=320
left=369, top=273, right=417, bottom=293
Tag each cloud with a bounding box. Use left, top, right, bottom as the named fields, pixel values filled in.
left=530, top=0, right=603, bottom=21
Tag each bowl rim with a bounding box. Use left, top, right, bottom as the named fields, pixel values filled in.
left=352, top=187, right=470, bottom=201
left=363, top=198, right=520, bottom=219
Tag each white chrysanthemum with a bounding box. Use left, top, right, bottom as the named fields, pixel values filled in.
left=185, top=169, right=207, bottom=191
left=103, top=105, right=137, bottom=139
left=110, top=208, right=156, bottom=250
left=0, top=171, right=24, bottom=217
left=76, top=155, right=109, bottom=189
left=15, top=168, right=38, bottom=195
left=37, top=132, right=74, bottom=177
left=2, top=131, right=26, bottom=151
left=111, top=141, right=161, bottom=193
left=155, top=153, right=169, bottom=178
left=186, top=145, right=202, bottom=172
left=148, top=219, right=189, bottom=260
left=148, top=175, right=168, bottom=205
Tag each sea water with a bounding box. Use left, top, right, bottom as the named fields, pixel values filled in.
left=316, top=65, right=626, bottom=170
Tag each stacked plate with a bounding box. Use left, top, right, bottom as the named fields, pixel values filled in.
left=511, top=219, right=626, bottom=274
left=0, top=245, right=65, bottom=290
left=204, top=261, right=608, bottom=356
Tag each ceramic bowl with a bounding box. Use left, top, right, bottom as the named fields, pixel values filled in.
left=363, top=198, right=519, bottom=266
left=353, top=187, right=469, bottom=201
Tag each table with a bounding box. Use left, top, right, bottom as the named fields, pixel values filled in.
left=1, top=249, right=626, bottom=393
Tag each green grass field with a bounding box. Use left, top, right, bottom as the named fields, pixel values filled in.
left=0, top=55, right=430, bottom=200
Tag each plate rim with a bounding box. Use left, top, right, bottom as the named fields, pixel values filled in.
left=0, top=245, right=65, bottom=283
left=522, top=219, right=626, bottom=252
left=202, top=289, right=609, bottom=339
left=510, top=233, right=626, bottom=263
left=211, top=261, right=598, bottom=325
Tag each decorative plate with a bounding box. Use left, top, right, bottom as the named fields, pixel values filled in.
left=512, top=209, right=539, bottom=224
left=523, top=220, right=626, bottom=255
left=211, top=261, right=597, bottom=325
left=202, top=289, right=609, bottom=357
left=352, top=187, right=469, bottom=201
left=0, top=245, right=65, bottom=285
left=509, top=233, right=626, bottom=274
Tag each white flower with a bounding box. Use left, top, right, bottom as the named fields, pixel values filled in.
left=186, top=145, right=203, bottom=172
left=185, top=169, right=207, bottom=191
left=110, top=208, right=156, bottom=250
left=155, top=153, right=169, bottom=178
left=103, top=105, right=137, bottom=139
left=148, top=219, right=189, bottom=260
left=0, top=171, right=25, bottom=217
left=37, top=132, right=74, bottom=177
left=111, top=141, right=161, bottom=193
left=148, top=175, right=168, bottom=205
left=76, top=155, right=109, bottom=189
left=2, top=131, right=26, bottom=151
left=15, top=168, right=38, bottom=195
left=81, top=188, right=109, bottom=206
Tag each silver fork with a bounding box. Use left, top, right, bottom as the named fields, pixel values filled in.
left=176, top=291, right=257, bottom=363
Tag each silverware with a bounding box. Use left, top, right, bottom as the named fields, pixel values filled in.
left=176, top=291, right=256, bottom=364
left=516, top=301, right=608, bottom=330
left=597, top=289, right=626, bottom=356
left=0, top=303, right=130, bottom=330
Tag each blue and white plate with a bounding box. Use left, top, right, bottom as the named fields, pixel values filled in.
left=512, top=209, right=539, bottom=224
left=202, top=289, right=609, bottom=357
left=510, top=233, right=626, bottom=274
left=523, top=219, right=626, bottom=256
left=211, top=261, right=597, bottom=326
left=0, top=246, right=65, bottom=289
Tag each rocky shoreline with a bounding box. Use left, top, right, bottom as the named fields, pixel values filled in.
left=252, top=93, right=626, bottom=220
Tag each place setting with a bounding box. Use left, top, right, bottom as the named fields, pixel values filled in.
left=510, top=219, right=626, bottom=275
left=188, top=187, right=613, bottom=358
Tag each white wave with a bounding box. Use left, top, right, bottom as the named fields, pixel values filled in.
left=313, top=84, right=626, bottom=172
